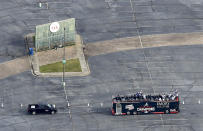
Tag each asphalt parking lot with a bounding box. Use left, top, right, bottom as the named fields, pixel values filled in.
left=1, top=0, right=203, bottom=131
left=1, top=0, right=203, bottom=62
left=1, top=45, right=203, bottom=131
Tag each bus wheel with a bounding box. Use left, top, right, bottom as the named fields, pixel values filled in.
left=165, top=109, right=170, bottom=114
left=133, top=112, right=137, bottom=115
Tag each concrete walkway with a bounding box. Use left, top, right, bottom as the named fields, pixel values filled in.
left=1, top=32, right=203, bottom=79
left=85, top=32, right=203, bottom=57
left=0, top=56, right=30, bottom=79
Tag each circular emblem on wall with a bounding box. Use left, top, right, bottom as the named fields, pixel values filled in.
left=50, top=22, right=60, bottom=33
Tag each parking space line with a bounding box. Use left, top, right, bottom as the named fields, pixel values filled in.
left=129, top=0, right=166, bottom=128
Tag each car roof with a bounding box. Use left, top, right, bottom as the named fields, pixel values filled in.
left=28, top=103, right=53, bottom=106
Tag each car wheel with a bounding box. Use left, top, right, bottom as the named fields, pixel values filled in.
left=32, top=111, right=36, bottom=115
left=51, top=111, right=55, bottom=115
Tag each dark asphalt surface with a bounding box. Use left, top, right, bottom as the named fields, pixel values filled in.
left=1, top=0, right=203, bottom=62
left=1, top=45, right=203, bottom=131
left=1, top=0, right=203, bottom=131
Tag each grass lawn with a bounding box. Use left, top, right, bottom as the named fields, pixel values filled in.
left=39, top=58, right=82, bottom=73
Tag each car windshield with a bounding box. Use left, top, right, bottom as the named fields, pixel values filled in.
left=47, top=104, right=52, bottom=108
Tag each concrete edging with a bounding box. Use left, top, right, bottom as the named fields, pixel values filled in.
left=29, top=34, right=90, bottom=77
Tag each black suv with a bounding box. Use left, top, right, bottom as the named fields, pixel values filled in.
left=28, top=104, right=57, bottom=115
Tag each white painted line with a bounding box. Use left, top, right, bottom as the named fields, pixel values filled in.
left=198, top=99, right=201, bottom=104
left=129, top=0, right=164, bottom=128
left=69, top=110, right=72, bottom=119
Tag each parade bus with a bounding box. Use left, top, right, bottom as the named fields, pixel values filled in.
left=112, top=91, right=180, bottom=115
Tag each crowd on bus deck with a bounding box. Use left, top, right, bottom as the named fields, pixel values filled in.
left=114, top=90, right=179, bottom=102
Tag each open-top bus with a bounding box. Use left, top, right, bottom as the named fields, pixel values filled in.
left=112, top=92, right=179, bottom=115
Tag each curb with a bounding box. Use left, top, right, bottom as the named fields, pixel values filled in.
left=28, top=34, right=90, bottom=77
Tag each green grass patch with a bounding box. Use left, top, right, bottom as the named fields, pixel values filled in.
left=39, top=58, right=82, bottom=73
